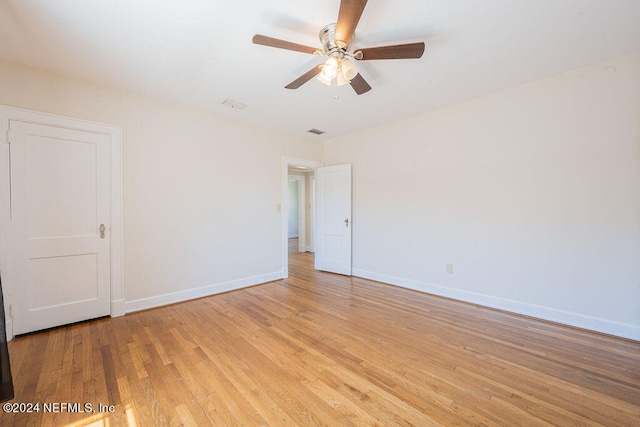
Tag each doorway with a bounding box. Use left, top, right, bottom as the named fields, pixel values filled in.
left=281, top=157, right=323, bottom=278
left=0, top=106, right=124, bottom=339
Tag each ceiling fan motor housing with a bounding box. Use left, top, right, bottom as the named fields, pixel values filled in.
left=320, top=23, right=348, bottom=56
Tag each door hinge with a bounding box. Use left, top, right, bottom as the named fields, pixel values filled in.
left=6, top=129, right=11, bottom=144
left=9, top=304, right=12, bottom=318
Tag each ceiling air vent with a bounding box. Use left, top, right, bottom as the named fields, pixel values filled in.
left=307, top=128, right=326, bottom=135
left=221, top=99, right=247, bottom=110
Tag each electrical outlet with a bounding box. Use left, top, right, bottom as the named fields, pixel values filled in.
left=446, top=264, right=454, bottom=274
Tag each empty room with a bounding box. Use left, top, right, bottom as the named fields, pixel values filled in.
left=0, top=1, right=639, bottom=426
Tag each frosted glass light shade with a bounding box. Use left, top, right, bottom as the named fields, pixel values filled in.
left=336, top=71, right=349, bottom=86
left=341, top=59, right=358, bottom=81
left=321, top=57, right=339, bottom=79
left=317, top=72, right=333, bottom=86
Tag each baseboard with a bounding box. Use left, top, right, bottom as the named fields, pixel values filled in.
left=124, top=271, right=282, bottom=314
left=352, top=268, right=639, bottom=341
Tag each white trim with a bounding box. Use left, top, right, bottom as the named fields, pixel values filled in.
left=309, top=174, right=315, bottom=253
left=4, top=319, right=12, bottom=342
left=124, top=271, right=281, bottom=313
left=281, top=157, right=323, bottom=278
left=109, top=125, right=125, bottom=317
left=353, top=268, right=640, bottom=341
left=0, top=105, right=124, bottom=339
left=111, top=299, right=126, bottom=318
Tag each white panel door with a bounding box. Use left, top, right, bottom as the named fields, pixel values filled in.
left=10, top=121, right=111, bottom=335
left=315, top=164, right=352, bottom=275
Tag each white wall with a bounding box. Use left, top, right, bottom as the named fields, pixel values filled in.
left=0, top=60, right=322, bottom=311
left=287, top=179, right=299, bottom=238
left=324, top=51, right=640, bottom=340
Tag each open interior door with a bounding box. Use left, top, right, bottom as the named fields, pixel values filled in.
left=314, top=164, right=352, bottom=275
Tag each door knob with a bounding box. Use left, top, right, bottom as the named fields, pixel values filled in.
left=344, top=218, right=349, bottom=227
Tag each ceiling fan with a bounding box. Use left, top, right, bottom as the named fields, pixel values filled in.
left=252, top=0, right=425, bottom=95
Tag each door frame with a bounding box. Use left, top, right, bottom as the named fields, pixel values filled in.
left=0, top=105, right=124, bottom=340
left=309, top=174, right=315, bottom=253
left=281, top=157, right=323, bottom=278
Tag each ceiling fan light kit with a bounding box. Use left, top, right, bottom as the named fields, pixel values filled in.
left=316, top=23, right=364, bottom=87
left=252, top=0, right=425, bottom=95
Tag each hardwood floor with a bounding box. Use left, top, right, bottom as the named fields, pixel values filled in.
left=3, top=251, right=639, bottom=426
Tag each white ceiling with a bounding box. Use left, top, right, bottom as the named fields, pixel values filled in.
left=1, top=1, right=639, bottom=140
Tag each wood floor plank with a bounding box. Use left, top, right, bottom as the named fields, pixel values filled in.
left=2, top=248, right=639, bottom=426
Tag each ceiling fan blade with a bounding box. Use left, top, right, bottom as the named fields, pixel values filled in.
left=349, top=73, right=372, bottom=95
left=285, top=64, right=323, bottom=89
left=335, top=0, right=368, bottom=48
left=357, top=42, right=425, bottom=60
left=252, top=34, right=318, bottom=54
